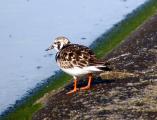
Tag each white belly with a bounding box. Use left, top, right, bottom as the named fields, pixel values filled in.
left=61, top=66, right=102, bottom=77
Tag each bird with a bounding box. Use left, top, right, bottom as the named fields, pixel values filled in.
left=46, top=36, right=111, bottom=94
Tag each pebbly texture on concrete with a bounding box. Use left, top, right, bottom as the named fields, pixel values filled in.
left=33, top=13, right=157, bottom=120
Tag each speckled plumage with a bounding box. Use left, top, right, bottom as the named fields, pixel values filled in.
left=56, top=44, right=97, bottom=69
left=46, top=36, right=111, bottom=94
left=46, top=36, right=111, bottom=77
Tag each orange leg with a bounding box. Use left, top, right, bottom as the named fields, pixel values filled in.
left=66, top=79, right=78, bottom=94
left=80, top=73, right=92, bottom=90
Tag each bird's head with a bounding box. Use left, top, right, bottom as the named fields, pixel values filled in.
left=46, top=36, right=71, bottom=52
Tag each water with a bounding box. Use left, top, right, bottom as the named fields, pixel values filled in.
left=0, top=0, right=147, bottom=114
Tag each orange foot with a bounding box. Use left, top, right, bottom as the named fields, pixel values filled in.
left=80, top=73, right=92, bottom=90
left=66, top=79, right=79, bottom=95
left=66, top=88, right=78, bottom=94
left=80, top=85, right=90, bottom=90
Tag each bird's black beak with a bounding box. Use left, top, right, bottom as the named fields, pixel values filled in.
left=45, top=45, right=54, bottom=51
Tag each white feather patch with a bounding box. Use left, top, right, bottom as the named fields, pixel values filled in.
left=61, top=66, right=103, bottom=77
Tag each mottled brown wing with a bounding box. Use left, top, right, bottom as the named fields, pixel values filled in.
left=56, top=44, right=98, bottom=69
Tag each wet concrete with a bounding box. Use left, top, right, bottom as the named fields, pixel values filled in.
left=32, top=13, right=157, bottom=120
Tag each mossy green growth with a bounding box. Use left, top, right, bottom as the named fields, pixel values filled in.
left=1, top=0, right=157, bottom=120
left=1, top=73, right=71, bottom=120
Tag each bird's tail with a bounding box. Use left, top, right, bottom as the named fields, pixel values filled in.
left=96, top=62, right=112, bottom=71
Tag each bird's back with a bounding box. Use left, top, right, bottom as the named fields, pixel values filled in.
left=56, top=44, right=99, bottom=69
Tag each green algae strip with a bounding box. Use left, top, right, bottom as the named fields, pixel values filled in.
left=1, top=0, right=157, bottom=120
left=93, top=0, right=157, bottom=58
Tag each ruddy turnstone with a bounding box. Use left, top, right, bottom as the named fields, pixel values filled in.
left=46, top=36, right=111, bottom=94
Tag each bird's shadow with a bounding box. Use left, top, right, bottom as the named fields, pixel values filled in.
left=64, top=76, right=116, bottom=91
